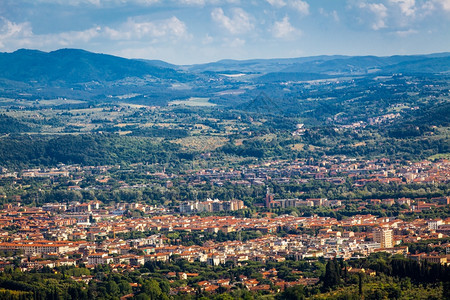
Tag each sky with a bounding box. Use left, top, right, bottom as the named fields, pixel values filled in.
left=0, top=0, right=449, bottom=64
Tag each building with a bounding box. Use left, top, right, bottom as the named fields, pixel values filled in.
left=431, top=197, right=450, bottom=205
left=207, top=254, right=226, bottom=266
left=265, top=187, right=274, bottom=208
left=212, top=201, right=223, bottom=212
left=180, top=199, right=245, bottom=213
left=428, top=219, right=443, bottom=230
left=0, top=241, right=78, bottom=256
left=179, top=202, right=193, bottom=214
left=277, top=199, right=313, bottom=208
left=88, top=253, right=113, bottom=265
left=308, top=198, right=326, bottom=206
left=229, top=200, right=244, bottom=211
left=73, top=203, right=91, bottom=213
left=373, top=228, right=393, bottom=248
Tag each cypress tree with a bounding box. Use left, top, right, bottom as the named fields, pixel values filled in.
left=322, top=260, right=340, bottom=291
left=358, top=272, right=363, bottom=296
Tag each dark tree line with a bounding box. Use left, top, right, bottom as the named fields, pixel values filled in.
left=0, top=134, right=190, bottom=169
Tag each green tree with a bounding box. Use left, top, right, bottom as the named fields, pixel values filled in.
left=141, top=279, right=162, bottom=300
left=321, top=259, right=341, bottom=291
left=277, top=285, right=305, bottom=300
left=443, top=281, right=450, bottom=300
left=119, top=280, right=132, bottom=295
left=106, top=280, right=120, bottom=296
left=358, top=272, right=363, bottom=296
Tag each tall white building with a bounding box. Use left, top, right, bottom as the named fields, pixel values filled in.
left=373, top=228, right=393, bottom=248
left=428, top=219, right=443, bottom=230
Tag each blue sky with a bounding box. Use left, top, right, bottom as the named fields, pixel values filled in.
left=0, top=0, right=449, bottom=64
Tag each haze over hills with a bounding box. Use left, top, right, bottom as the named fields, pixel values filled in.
left=184, top=53, right=450, bottom=74
left=0, top=48, right=449, bottom=107
left=2, top=49, right=450, bottom=81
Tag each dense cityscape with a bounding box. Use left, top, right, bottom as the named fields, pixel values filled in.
left=0, top=154, right=449, bottom=298
left=0, top=1, right=449, bottom=297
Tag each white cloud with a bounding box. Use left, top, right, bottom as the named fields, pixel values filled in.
left=229, top=37, right=246, bottom=47
left=389, top=0, right=416, bottom=16
left=32, top=0, right=243, bottom=5
left=0, top=16, right=188, bottom=52
left=413, top=0, right=450, bottom=14
left=0, top=17, right=101, bottom=50
left=0, top=17, right=33, bottom=48
left=176, top=0, right=236, bottom=5
left=56, top=27, right=102, bottom=46
left=331, top=10, right=340, bottom=21
left=0, top=18, right=32, bottom=40
left=319, top=8, right=339, bottom=21
left=272, top=16, right=300, bottom=39
left=266, top=0, right=309, bottom=15
left=266, top=0, right=286, bottom=7
left=434, top=0, right=450, bottom=11
left=360, top=2, right=388, bottom=30
left=290, top=0, right=309, bottom=15
left=32, top=0, right=161, bottom=5
left=178, top=0, right=206, bottom=5
left=136, top=0, right=160, bottom=4
left=352, top=0, right=449, bottom=32
left=104, top=17, right=188, bottom=41
left=211, top=7, right=254, bottom=35
left=393, top=28, right=418, bottom=36
left=420, top=1, right=435, bottom=12
left=202, top=34, right=214, bottom=44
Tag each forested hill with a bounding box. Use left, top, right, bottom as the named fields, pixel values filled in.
left=2, top=49, right=449, bottom=84
left=0, top=49, right=190, bottom=84
left=0, top=49, right=449, bottom=105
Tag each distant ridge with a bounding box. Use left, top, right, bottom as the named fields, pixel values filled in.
left=1, top=49, right=449, bottom=82
left=381, top=56, right=450, bottom=74
left=137, top=59, right=178, bottom=70
left=185, top=55, right=348, bottom=73
left=184, top=53, right=450, bottom=74
left=0, top=48, right=449, bottom=105
left=0, top=48, right=189, bottom=83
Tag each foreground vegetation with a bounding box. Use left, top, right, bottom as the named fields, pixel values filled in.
left=0, top=253, right=449, bottom=299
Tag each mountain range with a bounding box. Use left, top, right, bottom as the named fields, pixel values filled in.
left=0, top=48, right=449, bottom=105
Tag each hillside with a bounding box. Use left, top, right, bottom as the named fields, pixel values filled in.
left=0, top=49, right=449, bottom=107
left=186, top=53, right=450, bottom=75
left=0, top=49, right=190, bottom=84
